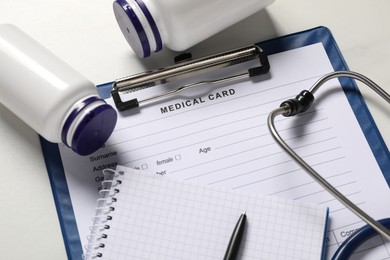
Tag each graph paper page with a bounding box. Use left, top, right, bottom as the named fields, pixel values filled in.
left=60, top=43, right=390, bottom=259
left=84, top=166, right=328, bottom=259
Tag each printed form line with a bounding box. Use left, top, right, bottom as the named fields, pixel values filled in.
left=116, top=110, right=333, bottom=162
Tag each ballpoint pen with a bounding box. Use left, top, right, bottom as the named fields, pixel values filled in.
left=223, top=212, right=247, bottom=260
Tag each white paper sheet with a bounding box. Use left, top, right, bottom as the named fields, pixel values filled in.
left=59, top=43, right=390, bottom=259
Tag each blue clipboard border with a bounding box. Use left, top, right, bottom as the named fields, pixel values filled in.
left=39, top=26, right=390, bottom=259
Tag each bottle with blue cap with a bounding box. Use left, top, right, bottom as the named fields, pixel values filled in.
left=113, top=0, right=275, bottom=58
left=0, top=24, right=117, bottom=156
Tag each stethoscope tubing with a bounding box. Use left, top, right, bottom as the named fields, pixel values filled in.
left=268, top=71, right=390, bottom=259
left=332, top=218, right=390, bottom=259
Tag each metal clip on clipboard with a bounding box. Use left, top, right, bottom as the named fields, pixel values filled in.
left=111, top=45, right=270, bottom=111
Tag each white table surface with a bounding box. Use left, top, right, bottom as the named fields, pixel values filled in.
left=0, top=1, right=389, bottom=259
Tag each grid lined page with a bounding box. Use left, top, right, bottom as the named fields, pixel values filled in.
left=87, top=166, right=328, bottom=260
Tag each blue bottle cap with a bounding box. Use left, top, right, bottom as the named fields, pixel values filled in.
left=62, top=97, right=117, bottom=156
left=113, top=0, right=162, bottom=58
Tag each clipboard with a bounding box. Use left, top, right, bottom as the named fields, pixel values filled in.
left=40, top=26, right=390, bottom=259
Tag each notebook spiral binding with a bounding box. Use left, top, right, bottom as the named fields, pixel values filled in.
left=82, top=169, right=124, bottom=259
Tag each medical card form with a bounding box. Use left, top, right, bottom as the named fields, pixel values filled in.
left=57, top=43, right=390, bottom=259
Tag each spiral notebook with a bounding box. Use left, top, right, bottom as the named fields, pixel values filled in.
left=84, top=165, right=329, bottom=259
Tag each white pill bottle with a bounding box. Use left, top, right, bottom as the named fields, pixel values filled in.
left=0, top=24, right=117, bottom=155
left=113, top=0, right=275, bottom=58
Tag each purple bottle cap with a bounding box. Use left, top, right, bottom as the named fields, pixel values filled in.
left=113, top=0, right=162, bottom=58
left=62, top=97, right=117, bottom=156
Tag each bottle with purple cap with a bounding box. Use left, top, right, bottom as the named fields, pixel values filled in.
left=0, top=24, right=117, bottom=156
left=113, top=0, right=275, bottom=58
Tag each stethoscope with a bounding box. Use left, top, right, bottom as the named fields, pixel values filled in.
left=268, top=71, right=390, bottom=259
left=109, top=45, right=390, bottom=258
